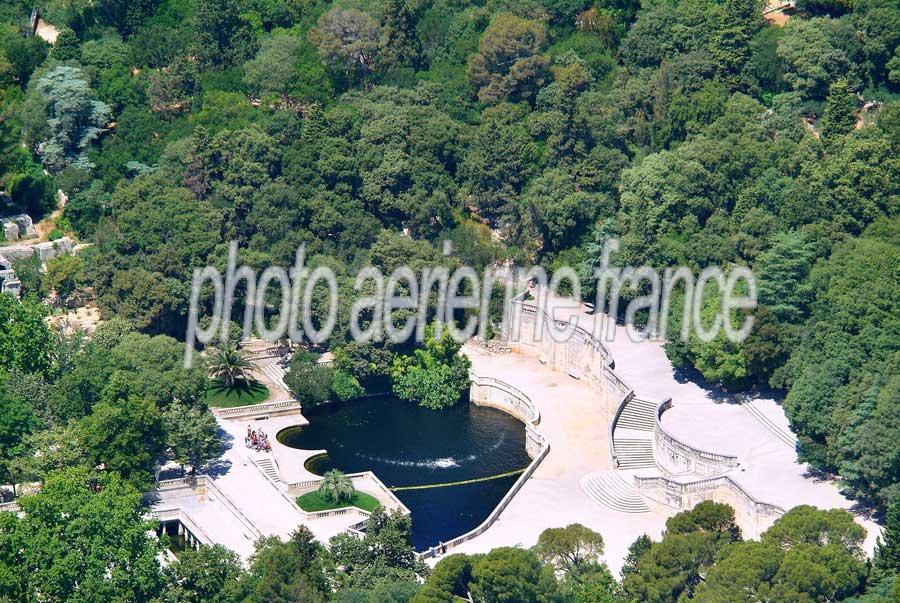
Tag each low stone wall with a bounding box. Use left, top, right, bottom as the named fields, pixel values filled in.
left=419, top=372, right=550, bottom=560
left=653, top=400, right=739, bottom=477
left=211, top=400, right=303, bottom=420
left=633, top=475, right=784, bottom=538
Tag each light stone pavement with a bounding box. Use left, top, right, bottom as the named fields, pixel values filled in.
left=540, top=296, right=881, bottom=553
left=149, top=412, right=367, bottom=562
left=448, top=344, right=671, bottom=575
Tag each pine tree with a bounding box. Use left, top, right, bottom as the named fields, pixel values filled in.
left=621, top=534, right=651, bottom=577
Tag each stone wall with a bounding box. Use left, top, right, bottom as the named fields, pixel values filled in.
left=653, top=399, right=739, bottom=476
left=0, top=238, right=77, bottom=298
left=469, top=372, right=544, bottom=459
left=633, top=475, right=785, bottom=538
left=503, top=296, right=631, bottom=420
left=0, top=214, right=36, bottom=242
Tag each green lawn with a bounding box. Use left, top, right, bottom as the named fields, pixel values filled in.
left=205, top=379, right=270, bottom=408
left=296, top=490, right=382, bottom=513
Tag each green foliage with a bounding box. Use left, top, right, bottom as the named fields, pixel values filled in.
left=467, top=13, right=548, bottom=105
left=391, top=325, right=471, bottom=410
left=26, top=65, right=112, bottom=172
left=285, top=352, right=334, bottom=405
left=328, top=507, right=426, bottom=590
left=533, top=523, right=605, bottom=576
left=310, top=8, right=381, bottom=78
left=318, top=468, right=355, bottom=503
left=469, top=546, right=562, bottom=603
left=298, top=489, right=381, bottom=512
left=193, top=0, right=259, bottom=70
left=0, top=379, right=37, bottom=488
left=0, top=2, right=897, bottom=599
left=163, top=401, right=222, bottom=471
left=0, top=468, right=164, bottom=602
left=331, top=369, right=365, bottom=401
left=873, top=501, right=900, bottom=582
left=52, top=27, right=81, bottom=61
left=761, top=505, right=866, bottom=553
left=623, top=502, right=742, bottom=602
left=244, top=32, right=303, bottom=97
left=77, top=393, right=165, bottom=489
left=208, top=342, right=254, bottom=388
left=777, top=17, right=858, bottom=98
left=822, top=79, right=859, bottom=140
left=159, top=545, right=244, bottom=603
left=0, top=294, right=52, bottom=375
left=239, top=527, right=329, bottom=601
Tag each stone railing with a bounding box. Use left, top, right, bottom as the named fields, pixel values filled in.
left=653, top=399, right=739, bottom=477
left=149, top=507, right=215, bottom=547
left=607, top=390, right=636, bottom=468
left=0, top=501, right=21, bottom=514
left=469, top=372, right=540, bottom=425
left=633, top=474, right=785, bottom=538
left=211, top=399, right=302, bottom=420
left=419, top=373, right=550, bottom=560
left=506, top=293, right=633, bottom=412
left=504, top=291, right=634, bottom=463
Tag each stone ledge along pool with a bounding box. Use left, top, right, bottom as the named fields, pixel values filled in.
left=277, top=395, right=531, bottom=550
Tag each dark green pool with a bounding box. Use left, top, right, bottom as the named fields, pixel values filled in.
left=277, top=395, right=531, bottom=551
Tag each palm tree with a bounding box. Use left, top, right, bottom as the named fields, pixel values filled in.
left=318, top=469, right=355, bottom=504
left=208, top=342, right=254, bottom=388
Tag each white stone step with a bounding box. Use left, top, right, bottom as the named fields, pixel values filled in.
left=613, top=437, right=655, bottom=469
left=580, top=471, right=650, bottom=513
left=254, top=457, right=282, bottom=483
left=615, top=398, right=658, bottom=431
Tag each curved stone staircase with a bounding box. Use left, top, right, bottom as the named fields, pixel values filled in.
left=580, top=471, right=650, bottom=513
left=612, top=437, right=655, bottom=469
left=612, top=397, right=657, bottom=469
left=615, top=397, right=658, bottom=431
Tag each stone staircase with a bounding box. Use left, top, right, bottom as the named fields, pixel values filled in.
left=742, top=400, right=798, bottom=448
left=258, top=363, right=292, bottom=399
left=613, top=437, right=656, bottom=469
left=580, top=471, right=650, bottom=513
left=254, top=457, right=282, bottom=484
left=612, top=397, right=657, bottom=469
left=615, top=397, right=658, bottom=431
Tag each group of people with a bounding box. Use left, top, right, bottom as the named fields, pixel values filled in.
left=245, top=427, right=272, bottom=452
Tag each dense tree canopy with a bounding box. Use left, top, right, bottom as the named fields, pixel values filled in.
left=0, top=0, right=898, bottom=599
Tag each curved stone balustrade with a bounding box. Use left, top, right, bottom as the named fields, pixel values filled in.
left=419, top=372, right=550, bottom=560
left=653, top=400, right=739, bottom=477
left=506, top=295, right=633, bottom=420
left=633, top=474, right=784, bottom=538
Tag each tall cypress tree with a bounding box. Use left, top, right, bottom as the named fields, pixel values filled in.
left=380, top=0, right=420, bottom=70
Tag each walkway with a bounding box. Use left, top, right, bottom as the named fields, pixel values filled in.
left=448, top=345, right=671, bottom=574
